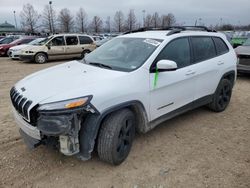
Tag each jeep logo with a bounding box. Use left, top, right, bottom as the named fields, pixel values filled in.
left=21, top=87, right=26, bottom=92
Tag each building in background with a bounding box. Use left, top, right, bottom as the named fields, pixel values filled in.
left=0, top=21, right=21, bottom=35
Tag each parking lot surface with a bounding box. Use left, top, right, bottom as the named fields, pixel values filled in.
left=0, top=57, right=249, bottom=188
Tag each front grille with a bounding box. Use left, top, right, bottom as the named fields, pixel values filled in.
left=239, top=55, right=250, bottom=66
left=10, top=87, right=32, bottom=121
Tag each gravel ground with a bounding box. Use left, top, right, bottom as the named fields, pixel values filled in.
left=0, top=57, right=249, bottom=188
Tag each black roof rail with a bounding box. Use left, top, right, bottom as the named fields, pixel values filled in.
left=123, top=26, right=217, bottom=36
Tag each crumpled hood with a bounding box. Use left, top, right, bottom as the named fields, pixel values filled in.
left=15, top=60, right=126, bottom=107
left=235, top=46, right=250, bottom=55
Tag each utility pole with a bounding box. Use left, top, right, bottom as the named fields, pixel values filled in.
left=142, top=10, right=146, bottom=27
left=13, top=11, right=17, bottom=29
left=49, top=1, right=54, bottom=34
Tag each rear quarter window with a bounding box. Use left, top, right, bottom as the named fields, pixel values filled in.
left=191, top=37, right=216, bottom=63
left=79, top=36, right=93, bottom=45
left=213, top=37, right=229, bottom=55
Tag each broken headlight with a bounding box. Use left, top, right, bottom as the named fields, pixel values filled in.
left=37, top=96, right=92, bottom=111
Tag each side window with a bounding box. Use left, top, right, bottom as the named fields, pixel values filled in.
left=79, top=36, right=93, bottom=45
left=50, top=36, right=65, bottom=46
left=155, top=37, right=191, bottom=69
left=191, top=37, right=216, bottom=62
left=65, top=36, right=78, bottom=45
left=213, top=37, right=229, bottom=55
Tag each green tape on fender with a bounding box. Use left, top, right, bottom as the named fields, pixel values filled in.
left=153, top=68, right=159, bottom=89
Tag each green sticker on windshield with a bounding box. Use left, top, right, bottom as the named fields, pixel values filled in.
left=154, top=68, right=159, bottom=89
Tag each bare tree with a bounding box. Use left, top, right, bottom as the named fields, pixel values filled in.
left=42, top=5, right=56, bottom=33
left=126, top=9, right=137, bottom=32
left=151, top=12, right=161, bottom=28
left=76, top=7, right=88, bottom=33
left=166, top=13, right=176, bottom=27
left=113, top=11, right=125, bottom=32
left=91, top=16, right=103, bottom=33
left=144, top=14, right=152, bottom=28
left=105, top=16, right=111, bottom=33
left=20, top=4, right=40, bottom=33
left=58, top=8, right=74, bottom=32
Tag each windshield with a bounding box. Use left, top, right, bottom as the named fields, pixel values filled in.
left=84, top=37, right=162, bottom=72
left=35, top=36, right=53, bottom=45
left=29, top=38, right=45, bottom=45
left=0, top=37, right=13, bottom=44
left=243, top=38, right=250, bottom=46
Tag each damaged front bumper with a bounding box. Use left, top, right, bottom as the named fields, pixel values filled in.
left=14, top=103, right=99, bottom=159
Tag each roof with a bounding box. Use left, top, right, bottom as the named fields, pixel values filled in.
left=52, top=33, right=91, bottom=37
left=0, top=21, right=15, bottom=28
left=0, top=21, right=20, bottom=33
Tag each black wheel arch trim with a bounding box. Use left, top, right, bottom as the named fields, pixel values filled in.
left=221, top=70, right=236, bottom=86
left=78, top=100, right=149, bottom=160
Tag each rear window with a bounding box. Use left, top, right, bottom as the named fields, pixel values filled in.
left=213, top=37, right=229, bottom=55
left=79, top=36, right=93, bottom=44
left=191, top=37, right=216, bottom=62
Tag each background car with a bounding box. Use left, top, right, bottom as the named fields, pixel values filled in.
left=235, top=38, right=250, bottom=74
left=0, top=36, right=20, bottom=45
left=8, top=37, right=45, bottom=60
left=19, top=34, right=96, bottom=63
left=95, top=37, right=112, bottom=47
left=0, top=36, right=37, bottom=56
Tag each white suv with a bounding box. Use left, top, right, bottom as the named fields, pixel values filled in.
left=10, top=27, right=237, bottom=165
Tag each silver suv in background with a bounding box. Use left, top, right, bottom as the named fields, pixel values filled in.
left=19, top=34, right=96, bottom=63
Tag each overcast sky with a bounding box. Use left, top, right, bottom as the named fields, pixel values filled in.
left=0, top=0, right=249, bottom=27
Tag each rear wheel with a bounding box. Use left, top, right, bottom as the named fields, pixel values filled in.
left=80, top=50, right=91, bottom=59
left=97, top=109, right=135, bottom=165
left=208, top=79, right=232, bottom=112
left=35, top=53, right=47, bottom=64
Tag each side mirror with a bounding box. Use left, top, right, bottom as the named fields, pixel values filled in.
left=46, top=43, right=51, bottom=50
left=157, top=60, right=177, bottom=71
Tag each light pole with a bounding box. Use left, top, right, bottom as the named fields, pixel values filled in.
left=142, top=10, right=146, bottom=27
left=49, top=1, right=54, bottom=34
left=13, top=11, right=17, bottom=29
left=199, top=18, right=202, bottom=26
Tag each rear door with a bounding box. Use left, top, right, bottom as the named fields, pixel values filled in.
left=149, top=37, right=196, bottom=121
left=190, top=36, right=220, bottom=101
left=65, top=35, right=82, bottom=58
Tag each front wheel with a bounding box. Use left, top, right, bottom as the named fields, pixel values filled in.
left=208, top=79, right=232, bottom=112
left=97, top=109, right=135, bottom=165
left=35, top=53, right=47, bottom=64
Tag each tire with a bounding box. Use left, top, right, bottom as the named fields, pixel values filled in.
left=35, top=53, right=47, bottom=64
left=80, top=50, right=91, bottom=59
left=97, top=109, right=136, bottom=165
left=208, top=79, right=232, bottom=112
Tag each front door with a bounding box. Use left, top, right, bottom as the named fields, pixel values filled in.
left=48, top=36, right=66, bottom=60
left=149, top=37, right=196, bottom=121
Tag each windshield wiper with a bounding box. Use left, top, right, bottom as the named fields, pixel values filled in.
left=89, top=62, right=113, bottom=70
